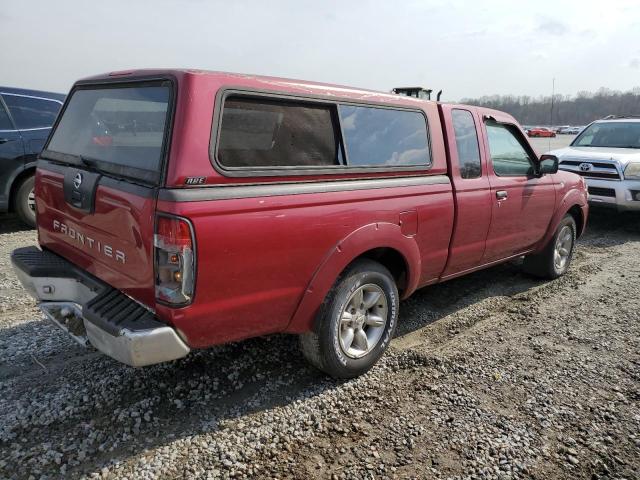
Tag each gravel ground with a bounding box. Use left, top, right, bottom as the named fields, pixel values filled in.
left=0, top=209, right=639, bottom=480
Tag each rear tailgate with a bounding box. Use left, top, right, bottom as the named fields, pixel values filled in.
left=36, top=164, right=157, bottom=307
left=36, top=79, right=175, bottom=309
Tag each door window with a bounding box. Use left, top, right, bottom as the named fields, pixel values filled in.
left=452, top=109, right=481, bottom=179
left=0, top=103, right=13, bottom=130
left=486, top=121, right=535, bottom=176
left=2, top=94, right=61, bottom=130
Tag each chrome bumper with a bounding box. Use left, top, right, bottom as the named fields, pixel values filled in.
left=11, top=248, right=190, bottom=367
left=585, top=178, right=640, bottom=211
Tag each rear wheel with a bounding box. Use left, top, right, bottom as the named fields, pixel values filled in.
left=14, top=175, right=36, bottom=228
left=523, top=214, right=576, bottom=279
left=299, top=259, right=399, bottom=379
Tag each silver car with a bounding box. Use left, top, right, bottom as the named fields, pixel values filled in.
left=549, top=116, right=640, bottom=211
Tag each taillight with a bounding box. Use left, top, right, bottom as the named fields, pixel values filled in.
left=154, top=214, right=196, bottom=306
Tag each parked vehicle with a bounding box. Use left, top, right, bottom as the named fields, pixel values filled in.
left=527, top=127, right=556, bottom=138
left=551, top=116, right=640, bottom=211
left=556, top=126, right=583, bottom=135
left=565, top=126, right=584, bottom=135
left=0, top=87, right=65, bottom=226
left=11, top=70, right=588, bottom=378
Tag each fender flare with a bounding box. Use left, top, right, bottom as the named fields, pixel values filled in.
left=285, top=222, right=421, bottom=333
left=5, top=161, right=37, bottom=198
left=536, top=187, right=587, bottom=251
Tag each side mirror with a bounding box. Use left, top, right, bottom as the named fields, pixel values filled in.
left=538, top=154, right=559, bottom=175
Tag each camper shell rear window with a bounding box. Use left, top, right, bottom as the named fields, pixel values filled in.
left=42, top=79, right=174, bottom=185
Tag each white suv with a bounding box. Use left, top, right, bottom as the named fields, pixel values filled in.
left=549, top=116, right=640, bottom=211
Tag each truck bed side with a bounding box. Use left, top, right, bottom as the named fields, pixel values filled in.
left=156, top=179, right=453, bottom=347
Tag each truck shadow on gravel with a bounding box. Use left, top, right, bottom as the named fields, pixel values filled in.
left=0, top=214, right=32, bottom=234
left=1, top=208, right=639, bottom=477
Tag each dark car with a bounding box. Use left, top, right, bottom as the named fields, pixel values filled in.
left=0, top=87, right=65, bottom=226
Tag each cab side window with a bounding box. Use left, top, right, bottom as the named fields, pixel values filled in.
left=452, top=109, right=481, bottom=179
left=486, top=121, right=534, bottom=176
left=2, top=94, right=61, bottom=130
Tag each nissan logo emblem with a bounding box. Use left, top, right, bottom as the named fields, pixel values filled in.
left=578, top=162, right=592, bottom=172
left=73, top=173, right=83, bottom=189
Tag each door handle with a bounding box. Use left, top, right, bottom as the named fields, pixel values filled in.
left=0, top=138, right=11, bottom=144
left=496, top=190, right=508, bottom=200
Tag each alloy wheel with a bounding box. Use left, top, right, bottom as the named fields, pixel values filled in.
left=338, top=284, right=388, bottom=359
left=27, top=189, right=36, bottom=212
left=554, top=225, right=573, bottom=271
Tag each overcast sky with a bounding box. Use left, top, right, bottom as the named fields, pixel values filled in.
left=1, top=0, right=639, bottom=100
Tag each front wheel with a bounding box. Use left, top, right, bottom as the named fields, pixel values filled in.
left=299, top=259, right=399, bottom=379
left=14, top=175, right=36, bottom=228
left=523, top=214, right=576, bottom=279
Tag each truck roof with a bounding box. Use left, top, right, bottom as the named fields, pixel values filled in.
left=78, top=68, right=437, bottom=107
left=75, top=69, right=520, bottom=127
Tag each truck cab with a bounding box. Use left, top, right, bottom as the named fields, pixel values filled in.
left=11, top=70, right=588, bottom=378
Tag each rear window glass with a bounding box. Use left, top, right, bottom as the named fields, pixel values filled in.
left=339, top=105, right=430, bottom=167
left=218, top=96, right=341, bottom=168
left=3, top=94, right=61, bottom=129
left=46, top=83, right=171, bottom=183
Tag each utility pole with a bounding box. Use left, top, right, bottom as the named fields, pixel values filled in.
left=549, top=77, right=555, bottom=150
left=550, top=78, right=556, bottom=126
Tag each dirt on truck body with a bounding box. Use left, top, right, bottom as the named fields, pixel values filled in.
left=0, top=210, right=638, bottom=479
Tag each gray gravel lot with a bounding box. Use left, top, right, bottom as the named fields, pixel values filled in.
left=0, top=206, right=639, bottom=480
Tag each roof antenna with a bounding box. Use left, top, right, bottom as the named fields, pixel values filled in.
left=436, top=90, right=443, bottom=101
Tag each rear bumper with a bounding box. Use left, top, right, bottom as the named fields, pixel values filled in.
left=585, top=178, right=640, bottom=211
left=11, top=246, right=190, bottom=367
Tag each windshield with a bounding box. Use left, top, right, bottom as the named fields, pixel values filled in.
left=44, top=81, right=172, bottom=183
left=572, top=121, right=640, bottom=149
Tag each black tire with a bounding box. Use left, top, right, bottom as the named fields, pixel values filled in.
left=14, top=175, right=36, bottom=228
left=299, top=259, right=399, bottom=379
left=523, top=214, right=576, bottom=279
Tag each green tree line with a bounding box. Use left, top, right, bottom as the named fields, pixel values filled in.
left=461, top=87, right=640, bottom=126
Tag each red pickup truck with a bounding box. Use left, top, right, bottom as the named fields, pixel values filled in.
left=11, top=70, right=588, bottom=378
